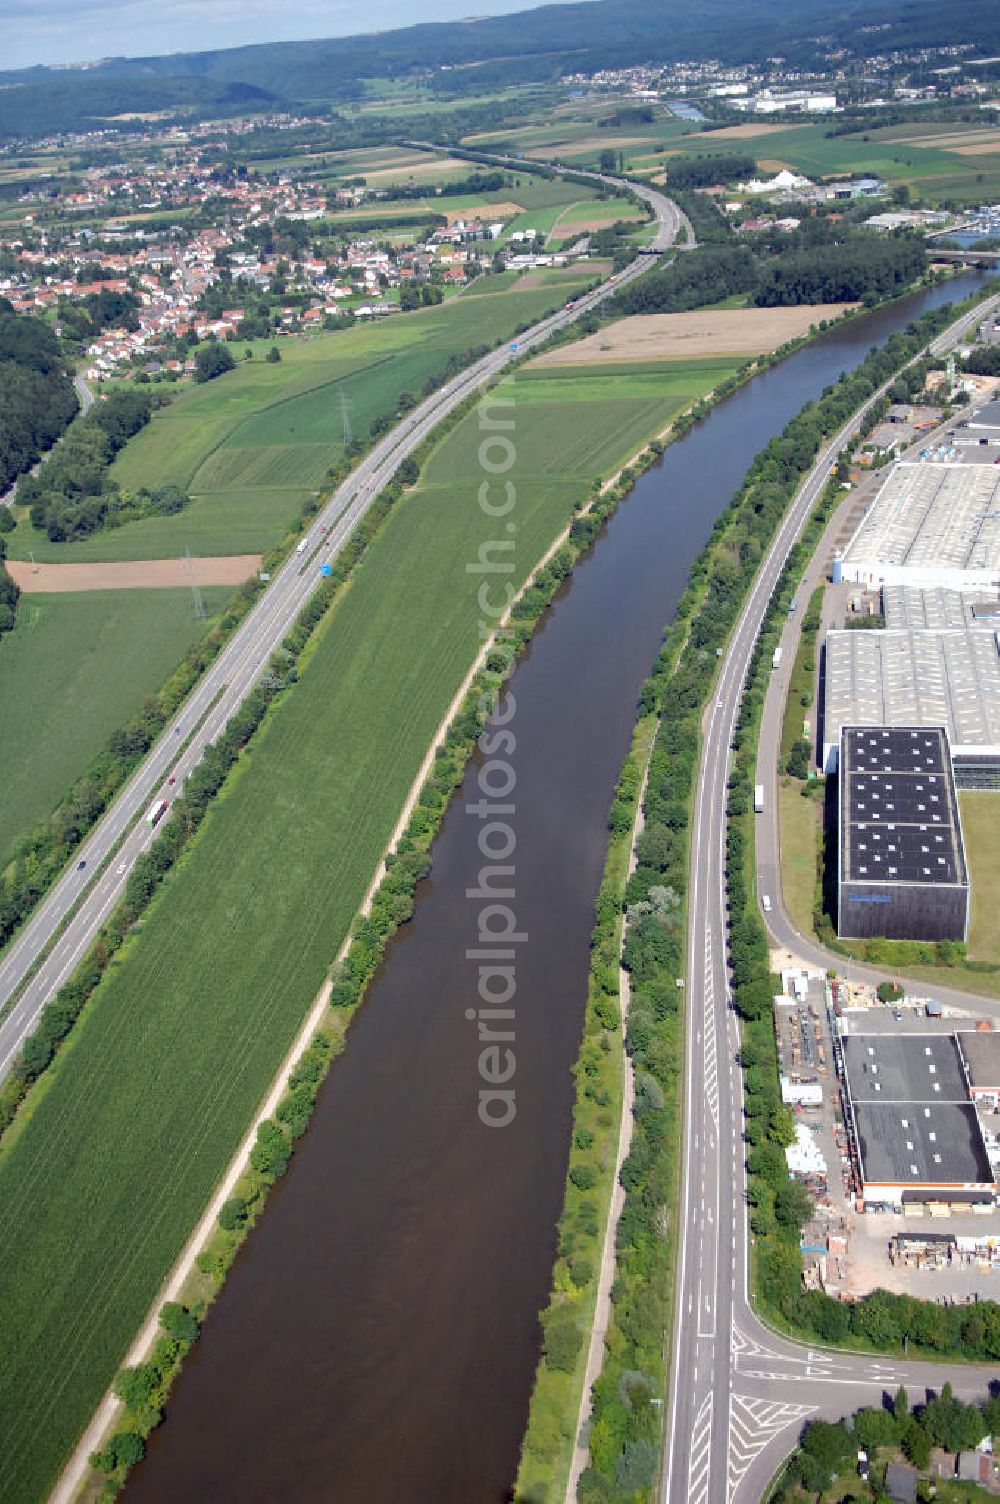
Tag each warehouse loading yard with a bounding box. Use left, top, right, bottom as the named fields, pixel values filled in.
left=770, top=964, right=1000, bottom=1302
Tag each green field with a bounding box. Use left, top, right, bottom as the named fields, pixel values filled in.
left=6, top=274, right=597, bottom=564
left=0, top=352, right=736, bottom=1504
left=0, top=589, right=229, bottom=868
left=469, top=108, right=1000, bottom=204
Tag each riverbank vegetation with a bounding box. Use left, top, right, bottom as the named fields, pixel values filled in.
left=82, top=352, right=730, bottom=1501
left=0, top=346, right=726, bottom=1504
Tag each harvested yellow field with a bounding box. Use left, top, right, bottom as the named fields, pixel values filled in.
left=361, top=156, right=472, bottom=184
left=532, top=305, right=856, bottom=365
left=890, top=128, right=1000, bottom=152
left=952, top=140, right=1000, bottom=157
left=696, top=123, right=790, bottom=140
left=442, top=200, right=523, bottom=224
left=9, top=555, right=261, bottom=593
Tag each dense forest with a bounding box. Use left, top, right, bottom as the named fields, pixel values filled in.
left=16, top=389, right=179, bottom=541
left=664, top=154, right=756, bottom=190
left=756, top=237, right=927, bottom=305
left=0, top=300, right=78, bottom=502
left=614, top=233, right=928, bottom=315
left=0, top=539, right=19, bottom=642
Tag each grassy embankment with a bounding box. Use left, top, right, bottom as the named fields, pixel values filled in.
left=0, top=352, right=733, bottom=1504
left=6, top=275, right=597, bottom=564
left=0, top=589, right=229, bottom=871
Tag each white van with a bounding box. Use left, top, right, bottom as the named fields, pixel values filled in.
left=762, top=894, right=772, bottom=913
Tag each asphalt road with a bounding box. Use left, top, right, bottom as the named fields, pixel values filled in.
left=0, top=175, right=691, bottom=1084
left=661, top=290, right=1000, bottom=1504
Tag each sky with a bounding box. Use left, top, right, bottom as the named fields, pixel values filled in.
left=3, top=0, right=567, bottom=72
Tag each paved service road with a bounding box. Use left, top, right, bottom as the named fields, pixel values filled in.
left=661, top=290, right=1000, bottom=1504
left=0, top=176, right=689, bottom=1084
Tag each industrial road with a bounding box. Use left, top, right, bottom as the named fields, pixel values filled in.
left=0, top=176, right=690, bottom=1084
left=661, top=290, right=1000, bottom=1504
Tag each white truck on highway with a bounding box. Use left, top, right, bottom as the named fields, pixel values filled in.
left=754, top=784, right=765, bottom=814
left=772, top=646, right=783, bottom=669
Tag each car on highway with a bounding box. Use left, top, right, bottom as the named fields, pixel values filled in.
left=77, top=860, right=86, bottom=871
left=116, top=862, right=128, bottom=875
left=893, top=1007, right=903, bottom=1021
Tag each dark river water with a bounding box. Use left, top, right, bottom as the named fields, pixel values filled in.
left=125, top=276, right=986, bottom=1504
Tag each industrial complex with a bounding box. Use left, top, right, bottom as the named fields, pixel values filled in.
left=810, top=413, right=1000, bottom=940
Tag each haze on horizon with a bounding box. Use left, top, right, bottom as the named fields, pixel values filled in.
left=2, top=0, right=577, bottom=74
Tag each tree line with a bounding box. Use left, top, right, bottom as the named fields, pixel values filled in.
left=16, top=387, right=172, bottom=541
left=664, top=153, right=756, bottom=190
left=0, top=299, right=78, bottom=502
left=614, top=233, right=928, bottom=317
left=776, top=1383, right=1000, bottom=1498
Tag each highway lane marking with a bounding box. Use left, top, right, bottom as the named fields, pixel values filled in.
left=685, top=1391, right=714, bottom=1504
left=702, top=926, right=720, bottom=1131
left=728, top=1394, right=815, bottom=1498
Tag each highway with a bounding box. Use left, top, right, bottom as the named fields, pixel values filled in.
left=0, top=175, right=690, bottom=1084
left=661, top=288, right=1000, bottom=1504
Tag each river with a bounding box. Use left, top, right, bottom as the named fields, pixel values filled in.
left=124, top=275, right=986, bottom=1504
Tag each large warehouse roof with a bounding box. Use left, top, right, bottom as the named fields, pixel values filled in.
left=840, top=463, right=1000, bottom=586
left=882, top=584, right=1000, bottom=631
left=839, top=726, right=968, bottom=888
left=823, top=629, right=1000, bottom=768
left=842, top=1033, right=968, bottom=1103
left=853, top=1102, right=993, bottom=1188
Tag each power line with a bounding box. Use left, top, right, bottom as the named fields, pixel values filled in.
left=184, top=547, right=207, bottom=620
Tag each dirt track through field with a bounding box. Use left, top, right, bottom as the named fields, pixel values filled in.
left=533, top=304, right=857, bottom=365
left=8, top=555, right=262, bottom=593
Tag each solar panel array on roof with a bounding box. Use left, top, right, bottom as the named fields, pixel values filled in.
left=840, top=727, right=967, bottom=889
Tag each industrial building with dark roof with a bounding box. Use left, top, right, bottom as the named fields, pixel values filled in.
left=842, top=1035, right=996, bottom=1209
left=838, top=726, right=970, bottom=941
left=842, top=1033, right=968, bottom=1104
left=957, top=1031, right=1000, bottom=1104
